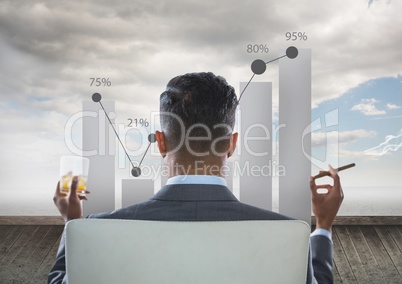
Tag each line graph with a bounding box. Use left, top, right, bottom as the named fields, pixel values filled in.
left=83, top=46, right=312, bottom=224
left=238, top=46, right=298, bottom=102
left=91, top=92, right=156, bottom=177
left=90, top=46, right=300, bottom=178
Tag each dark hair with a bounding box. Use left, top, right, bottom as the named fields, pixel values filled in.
left=160, top=72, right=238, bottom=156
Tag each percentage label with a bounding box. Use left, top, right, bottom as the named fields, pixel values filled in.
left=127, top=118, right=149, bottom=127
left=90, top=78, right=112, bottom=86
left=247, top=44, right=269, bottom=53
left=285, top=32, right=308, bottom=41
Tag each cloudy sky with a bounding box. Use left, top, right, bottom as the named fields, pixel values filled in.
left=0, top=0, right=401, bottom=215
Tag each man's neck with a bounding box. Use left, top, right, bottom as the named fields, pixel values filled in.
left=165, top=155, right=229, bottom=178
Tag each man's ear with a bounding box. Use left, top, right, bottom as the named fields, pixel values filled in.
left=227, top=132, right=238, bottom=158
left=155, top=130, right=167, bottom=158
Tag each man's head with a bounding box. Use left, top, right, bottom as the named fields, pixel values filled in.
left=155, top=72, right=238, bottom=174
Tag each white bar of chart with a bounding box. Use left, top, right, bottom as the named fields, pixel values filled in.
left=239, top=82, right=272, bottom=210
left=83, top=101, right=116, bottom=216
left=279, top=49, right=311, bottom=224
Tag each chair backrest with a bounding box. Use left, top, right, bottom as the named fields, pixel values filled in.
left=65, top=219, right=310, bottom=284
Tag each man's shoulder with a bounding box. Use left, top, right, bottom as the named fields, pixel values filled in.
left=87, top=199, right=156, bottom=220
left=87, top=199, right=294, bottom=221
left=221, top=201, right=294, bottom=221
left=85, top=185, right=295, bottom=222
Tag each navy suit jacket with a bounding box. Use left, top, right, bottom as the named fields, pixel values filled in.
left=48, top=183, right=333, bottom=283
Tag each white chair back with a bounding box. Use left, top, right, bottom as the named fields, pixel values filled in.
left=65, top=219, right=310, bottom=284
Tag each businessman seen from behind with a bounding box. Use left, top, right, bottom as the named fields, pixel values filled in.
left=49, top=72, right=344, bottom=284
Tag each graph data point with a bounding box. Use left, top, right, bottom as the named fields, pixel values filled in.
left=92, top=93, right=102, bottom=102
left=148, top=133, right=156, bottom=143
left=131, top=167, right=141, bottom=177
left=251, top=59, right=266, bottom=75
left=286, top=46, right=298, bottom=59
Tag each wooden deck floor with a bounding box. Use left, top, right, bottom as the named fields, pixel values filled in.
left=331, top=225, right=402, bottom=284
left=0, top=225, right=401, bottom=283
left=0, top=225, right=63, bottom=284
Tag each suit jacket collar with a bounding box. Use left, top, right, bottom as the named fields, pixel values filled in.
left=151, top=184, right=238, bottom=202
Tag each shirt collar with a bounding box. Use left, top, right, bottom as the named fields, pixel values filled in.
left=166, top=175, right=227, bottom=187
left=152, top=183, right=238, bottom=202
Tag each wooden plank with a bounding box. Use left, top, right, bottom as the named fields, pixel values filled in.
left=387, top=225, right=402, bottom=252
left=375, top=226, right=402, bottom=280
left=347, top=226, right=384, bottom=283
left=11, top=226, right=51, bottom=264
left=30, top=227, right=64, bottom=284
left=332, top=227, right=356, bottom=283
left=4, top=226, right=52, bottom=282
left=0, top=225, right=26, bottom=260
left=0, top=226, right=39, bottom=265
left=360, top=226, right=401, bottom=283
left=0, top=225, right=15, bottom=244
left=333, top=261, right=343, bottom=284
left=18, top=226, right=64, bottom=283
left=0, top=216, right=64, bottom=225
left=336, top=226, right=370, bottom=283
left=0, top=226, right=39, bottom=282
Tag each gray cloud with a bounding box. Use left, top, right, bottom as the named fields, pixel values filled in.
left=1, top=0, right=400, bottom=106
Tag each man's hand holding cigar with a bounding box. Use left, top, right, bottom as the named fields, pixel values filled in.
left=310, top=164, right=345, bottom=231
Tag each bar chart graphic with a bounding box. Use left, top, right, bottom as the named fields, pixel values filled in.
left=238, top=82, right=272, bottom=211
left=82, top=46, right=312, bottom=224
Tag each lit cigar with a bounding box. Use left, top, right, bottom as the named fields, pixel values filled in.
left=313, top=163, right=356, bottom=179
